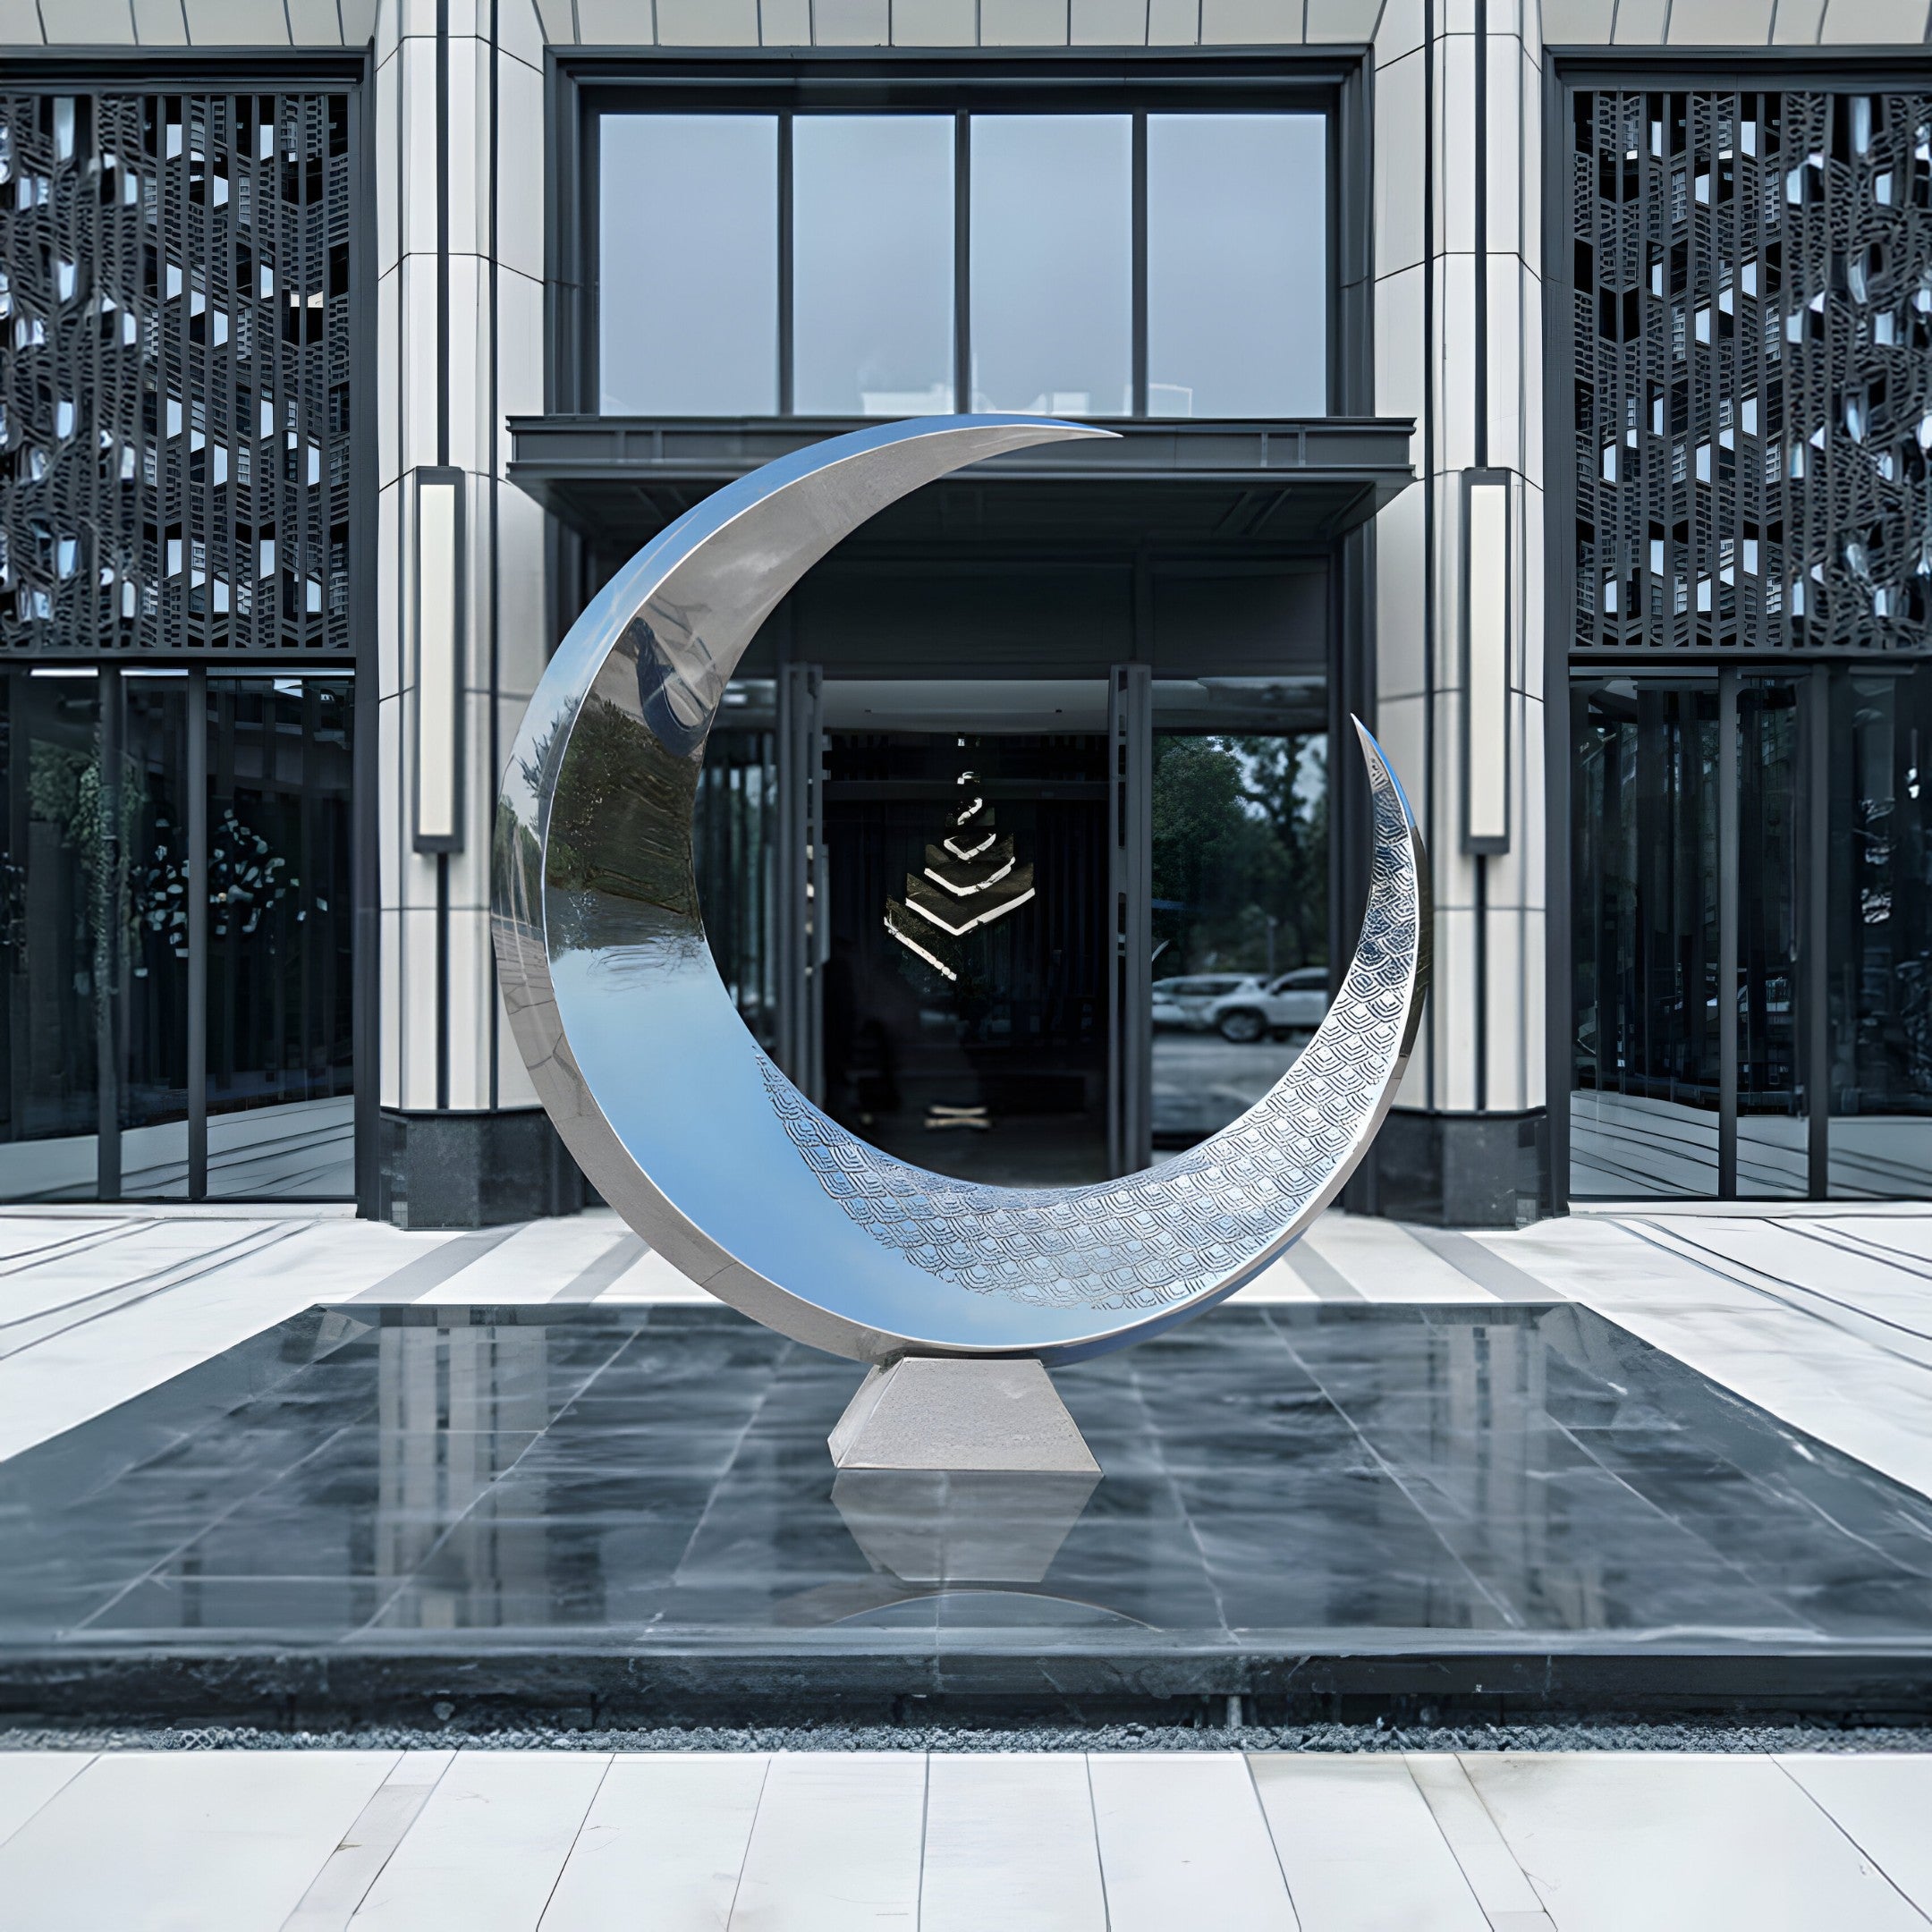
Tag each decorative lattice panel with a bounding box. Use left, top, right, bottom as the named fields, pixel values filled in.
left=1572, top=89, right=1932, bottom=654
left=0, top=90, right=353, bottom=654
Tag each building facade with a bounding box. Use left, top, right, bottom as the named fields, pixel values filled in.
left=1, top=0, right=1928, bottom=1225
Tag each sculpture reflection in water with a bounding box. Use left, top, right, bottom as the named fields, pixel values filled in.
left=493, top=417, right=1428, bottom=1512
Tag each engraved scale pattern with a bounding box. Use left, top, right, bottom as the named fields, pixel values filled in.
left=0, top=89, right=353, bottom=653
left=1572, top=89, right=1932, bottom=655
left=758, top=745, right=1419, bottom=1313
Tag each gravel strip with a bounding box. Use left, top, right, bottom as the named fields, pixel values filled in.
left=6, top=1720, right=1932, bottom=1754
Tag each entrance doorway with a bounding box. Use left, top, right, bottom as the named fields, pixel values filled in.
left=1572, top=665, right=1932, bottom=1199
left=823, top=720, right=1110, bottom=1185
left=693, top=667, right=1335, bottom=1187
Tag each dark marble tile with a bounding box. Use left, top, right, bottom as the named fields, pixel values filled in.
left=82, top=1574, right=396, bottom=1634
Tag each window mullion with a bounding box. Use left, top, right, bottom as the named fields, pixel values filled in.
left=777, top=112, right=794, bottom=417
left=1132, top=111, right=1148, bottom=419
left=954, top=111, right=970, bottom=414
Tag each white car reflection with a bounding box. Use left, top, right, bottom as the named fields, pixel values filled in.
left=1205, top=967, right=1332, bottom=1044
left=1151, top=974, right=1263, bottom=1031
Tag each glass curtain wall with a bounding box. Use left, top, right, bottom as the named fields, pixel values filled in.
left=0, top=666, right=355, bottom=1202
left=597, top=108, right=1328, bottom=421
left=1572, top=665, right=1932, bottom=1200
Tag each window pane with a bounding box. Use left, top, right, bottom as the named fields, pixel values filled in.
left=1828, top=666, right=1932, bottom=1196
left=1147, top=114, right=1326, bottom=418
left=794, top=116, right=955, bottom=417
left=205, top=677, right=356, bottom=1199
left=121, top=675, right=193, bottom=1199
left=969, top=115, right=1131, bottom=417
left=1734, top=680, right=1805, bottom=1198
left=0, top=671, right=104, bottom=1200
left=599, top=115, right=778, bottom=415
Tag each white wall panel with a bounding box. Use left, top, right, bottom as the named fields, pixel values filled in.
left=132, top=0, right=191, bottom=45
left=896, top=0, right=983, bottom=41
left=1375, top=49, right=1428, bottom=277
left=496, top=51, right=546, bottom=284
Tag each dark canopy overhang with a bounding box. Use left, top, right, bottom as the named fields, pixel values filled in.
left=507, top=416, right=1415, bottom=554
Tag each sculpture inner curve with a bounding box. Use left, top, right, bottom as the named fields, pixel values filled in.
left=751, top=731, right=1420, bottom=1313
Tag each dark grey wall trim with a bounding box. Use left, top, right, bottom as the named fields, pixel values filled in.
left=352, top=51, right=380, bottom=1216
left=1540, top=59, right=1570, bottom=1209
left=10, top=51, right=366, bottom=80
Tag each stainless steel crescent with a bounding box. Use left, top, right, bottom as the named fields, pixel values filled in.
left=492, top=416, right=1430, bottom=1366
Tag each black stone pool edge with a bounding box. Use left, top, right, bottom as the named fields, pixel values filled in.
left=4, top=1642, right=1932, bottom=1733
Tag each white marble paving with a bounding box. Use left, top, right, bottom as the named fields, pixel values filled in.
left=1088, top=1751, right=1296, bottom=1932
left=920, top=1751, right=1106, bottom=1932
left=1405, top=1752, right=1553, bottom=1928
left=1479, top=1214, right=1932, bottom=1503
left=726, top=1752, right=928, bottom=1931
left=1462, top=1750, right=1932, bottom=1930
left=537, top=1752, right=766, bottom=1932
left=1776, top=1753, right=1932, bottom=1917
left=1250, top=1755, right=1491, bottom=1930
left=413, top=1217, right=633, bottom=1306
left=0, top=1748, right=1924, bottom=1928
left=284, top=1750, right=454, bottom=1931
left=0, top=1750, right=93, bottom=1851
left=1299, top=1214, right=1486, bottom=1302
left=0, top=1750, right=399, bottom=1932
left=0, top=1216, right=461, bottom=1463
left=349, top=1751, right=610, bottom=1931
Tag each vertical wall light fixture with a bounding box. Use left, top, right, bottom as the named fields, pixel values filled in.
left=1462, top=468, right=1512, bottom=856
left=413, top=466, right=464, bottom=853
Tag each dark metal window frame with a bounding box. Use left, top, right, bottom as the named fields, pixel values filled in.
left=0, top=50, right=377, bottom=1208
left=546, top=50, right=1376, bottom=424
left=1541, top=53, right=1932, bottom=1208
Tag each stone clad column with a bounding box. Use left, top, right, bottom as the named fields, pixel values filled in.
left=374, top=0, right=576, bottom=1224
left=1367, top=0, right=1550, bottom=1224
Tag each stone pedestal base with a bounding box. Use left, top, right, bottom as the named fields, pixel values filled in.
left=827, top=1356, right=1100, bottom=1474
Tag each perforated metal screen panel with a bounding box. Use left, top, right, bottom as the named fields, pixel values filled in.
left=0, top=89, right=354, bottom=655
left=1571, top=89, right=1932, bottom=656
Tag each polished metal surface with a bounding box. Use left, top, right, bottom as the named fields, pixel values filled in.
left=493, top=416, right=1429, bottom=1366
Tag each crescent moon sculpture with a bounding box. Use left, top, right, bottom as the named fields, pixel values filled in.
left=493, top=417, right=1429, bottom=1403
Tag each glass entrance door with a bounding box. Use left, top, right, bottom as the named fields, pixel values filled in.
left=1149, top=710, right=1329, bottom=1151
left=0, top=665, right=356, bottom=1202
left=692, top=670, right=1337, bottom=1187
left=820, top=717, right=1111, bottom=1185
left=1572, top=665, right=1932, bottom=1201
